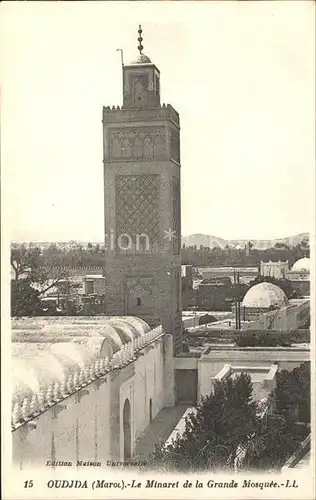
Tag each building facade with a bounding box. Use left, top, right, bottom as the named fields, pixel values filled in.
left=260, top=260, right=289, bottom=279
left=103, top=28, right=182, bottom=354
left=83, top=275, right=106, bottom=295
left=181, top=265, right=193, bottom=309
left=198, top=266, right=259, bottom=285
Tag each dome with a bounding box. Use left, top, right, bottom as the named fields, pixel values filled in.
left=119, top=316, right=150, bottom=335
left=11, top=316, right=154, bottom=403
left=291, top=257, right=310, bottom=273
left=11, top=316, right=151, bottom=343
left=131, top=53, right=152, bottom=64
left=12, top=342, right=95, bottom=403
left=242, top=282, right=289, bottom=309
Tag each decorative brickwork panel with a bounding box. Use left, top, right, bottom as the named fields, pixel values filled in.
left=170, top=127, right=180, bottom=163
left=129, top=74, right=150, bottom=92
left=125, top=276, right=155, bottom=317
left=125, top=276, right=154, bottom=296
left=128, top=74, right=151, bottom=108
left=115, top=175, right=160, bottom=248
left=109, top=127, right=166, bottom=161
left=172, top=177, right=181, bottom=255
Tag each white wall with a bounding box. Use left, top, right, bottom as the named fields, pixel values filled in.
left=133, top=338, right=166, bottom=442
left=12, top=377, right=111, bottom=469
left=244, top=300, right=310, bottom=330
left=12, top=335, right=170, bottom=468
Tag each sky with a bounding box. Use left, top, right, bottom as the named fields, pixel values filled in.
left=1, top=1, right=315, bottom=242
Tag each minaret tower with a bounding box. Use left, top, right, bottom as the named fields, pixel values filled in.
left=102, top=26, right=182, bottom=354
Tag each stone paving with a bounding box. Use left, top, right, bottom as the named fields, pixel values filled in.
left=134, top=404, right=190, bottom=460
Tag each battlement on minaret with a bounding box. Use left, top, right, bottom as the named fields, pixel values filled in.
left=102, top=103, right=180, bottom=127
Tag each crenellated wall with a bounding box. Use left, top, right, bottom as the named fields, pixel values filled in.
left=12, top=327, right=173, bottom=468
left=103, top=103, right=180, bottom=127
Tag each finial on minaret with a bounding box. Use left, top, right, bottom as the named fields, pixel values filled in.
left=138, top=25, right=143, bottom=54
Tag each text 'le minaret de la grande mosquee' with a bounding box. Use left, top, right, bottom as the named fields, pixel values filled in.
left=102, top=26, right=182, bottom=355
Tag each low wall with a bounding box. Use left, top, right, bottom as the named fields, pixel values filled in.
left=210, top=363, right=278, bottom=401
left=244, top=301, right=310, bottom=331
left=198, top=346, right=309, bottom=400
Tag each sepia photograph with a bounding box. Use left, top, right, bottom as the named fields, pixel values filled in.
left=1, top=1, right=315, bottom=499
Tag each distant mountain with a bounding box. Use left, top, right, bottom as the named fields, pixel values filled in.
left=181, top=232, right=309, bottom=250
left=13, top=233, right=309, bottom=251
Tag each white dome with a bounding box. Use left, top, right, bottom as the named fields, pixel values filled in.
left=131, top=53, right=152, bottom=64
left=291, top=257, right=310, bottom=273
left=242, top=282, right=289, bottom=309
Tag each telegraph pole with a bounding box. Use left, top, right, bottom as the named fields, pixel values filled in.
left=237, top=272, right=241, bottom=329
left=234, top=271, right=238, bottom=329
left=234, top=271, right=241, bottom=329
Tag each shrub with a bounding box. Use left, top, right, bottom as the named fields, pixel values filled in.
left=235, top=331, right=292, bottom=347
left=198, top=314, right=217, bottom=326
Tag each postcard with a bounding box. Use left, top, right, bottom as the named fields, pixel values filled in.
left=1, top=1, right=315, bottom=499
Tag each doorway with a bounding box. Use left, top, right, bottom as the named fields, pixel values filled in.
left=175, top=370, right=198, bottom=404
left=123, top=399, right=131, bottom=460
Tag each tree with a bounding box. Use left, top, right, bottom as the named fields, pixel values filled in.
left=80, top=294, right=106, bottom=315
left=148, top=364, right=311, bottom=473
left=11, top=244, right=42, bottom=281
left=11, top=280, right=42, bottom=316
left=301, top=237, right=309, bottom=250
left=181, top=240, right=309, bottom=269
left=245, top=415, right=303, bottom=471
left=273, top=362, right=310, bottom=425
left=149, top=373, right=258, bottom=472
left=11, top=243, right=70, bottom=316
left=245, top=362, right=311, bottom=470
left=274, top=242, right=290, bottom=250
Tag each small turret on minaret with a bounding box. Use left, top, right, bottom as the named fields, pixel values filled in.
left=122, top=25, right=161, bottom=109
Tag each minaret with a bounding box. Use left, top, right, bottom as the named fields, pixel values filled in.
left=102, top=26, right=182, bottom=355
